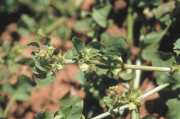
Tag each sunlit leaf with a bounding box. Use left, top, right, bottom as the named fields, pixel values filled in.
left=92, top=4, right=112, bottom=28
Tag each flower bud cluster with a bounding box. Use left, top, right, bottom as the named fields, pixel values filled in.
left=35, top=50, right=50, bottom=60
left=109, top=85, right=122, bottom=103
left=102, top=85, right=142, bottom=112
left=128, top=92, right=141, bottom=110
left=52, top=51, right=66, bottom=71
left=79, top=63, right=89, bottom=72
left=143, top=7, right=154, bottom=20
left=82, top=49, right=91, bottom=62
left=35, top=46, right=56, bottom=60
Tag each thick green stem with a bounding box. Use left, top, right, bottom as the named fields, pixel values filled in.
left=133, top=59, right=141, bottom=89
left=138, top=83, right=169, bottom=100
left=124, top=64, right=171, bottom=72
left=126, top=7, right=133, bottom=45
left=3, top=96, right=15, bottom=117
left=126, top=6, right=133, bottom=73
left=65, top=60, right=171, bottom=72
left=131, top=110, right=138, bottom=119
left=91, top=83, right=169, bottom=119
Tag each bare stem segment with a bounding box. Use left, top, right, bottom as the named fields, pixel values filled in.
left=65, top=60, right=171, bottom=72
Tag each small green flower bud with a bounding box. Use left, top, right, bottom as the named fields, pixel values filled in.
left=57, top=64, right=64, bottom=70
left=55, top=115, right=64, bottom=119
left=112, top=68, right=121, bottom=75
left=134, top=99, right=141, bottom=106
left=39, top=50, right=46, bottom=57
left=46, top=46, right=56, bottom=56
left=117, top=57, right=123, bottom=62
left=80, top=114, right=85, bottom=119
left=143, top=7, right=149, bottom=15
left=79, top=63, right=89, bottom=71
left=53, top=51, right=66, bottom=62
left=128, top=102, right=137, bottom=110
left=129, top=93, right=138, bottom=102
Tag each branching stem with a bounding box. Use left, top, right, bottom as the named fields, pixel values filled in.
left=65, top=60, right=171, bottom=72
left=91, top=83, right=169, bottom=119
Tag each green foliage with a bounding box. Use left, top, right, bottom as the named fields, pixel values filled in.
left=2, top=0, right=180, bottom=118
left=173, top=38, right=180, bottom=55
left=152, top=1, right=175, bottom=22
left=3, top=75, right=36, bottom=101
left=92, top=4, right=112, bottom=28
left=2, top=41, right=13, bottom=55
left=35, top=95, right=84, bottom=119
left=35, top=108, right=54, bottom=119
left=102, top=85, right=141, bottom=113
left=135, top=0, right=160, bottom=8
left=101, top=36, right=126, bottom=58
left=166, top=99, right=180, bottom=119
left=151, top=52, right=180, bottom=99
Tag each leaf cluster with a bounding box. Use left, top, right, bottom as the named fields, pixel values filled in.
left=35, top=95, right=84, bottom=119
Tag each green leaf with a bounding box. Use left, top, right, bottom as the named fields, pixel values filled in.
left=17, top=27, right=30, bottom=37
left=142, top=31, right=165, bottom=46
left=32, top=71, right=56, bottom=88
left=85, top=41, right=104, bottom=54
left=21, top=14, right=35, bottom=28
left=142, top=43, right=159, bottom=61
left=72, top=37, right=85, bottom=53
left=141, top=30, right=166, bottom=60
left=59, top=92, right=71, bottom=108
left=37, top=29, right=46, bottom=37
left=141, top=115, right=156, bottom=119
left=74, top=18, right=93, bottom=33
left=35, top=59, right=51, bottom=71
left=152, top=52, right=173, bottom=81
left=3, top=75, right=36, bottom=101
left=119, top=71, right=136, bottom=81
left=75, top=72, right=87, bottom=85
left=173, top=38, right=180, bottom=55
left=65, top=49, right=73, bottom=59
left=166, top=99, right=180, bottom=119
left=152, top=52, right=180, bottom=100
left=27, top=42, right=40, bottom=48
left=2, top=41, right=13, bottom=55
left=35, top=108, right=54, bottom=119
left=17, top=57, right=34, bottom=65
left=101, top=36, right=126, bottom=57
left=37, top=29, right=52, bottom=47
left=96, top=65, right=109, bottom=75
left=152, top=2, right=175, bottom=22
left=92, top=4, right=112, bottom=28
left=58, top=95, right=83, bottom=119
left=100, top=32, right=111, bottom=40
left=136, top=0, right=160, bottom=7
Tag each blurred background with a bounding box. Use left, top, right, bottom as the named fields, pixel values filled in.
left=0, top=0, right=180, bottom=119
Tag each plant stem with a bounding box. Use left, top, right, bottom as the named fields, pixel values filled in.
left=138, top=83, right=169, bottom=100
left=131, top=110, right=137, bottom=119
left=91, top=83, right=169, bottom=119
left=65, top=60, right=171, bottom=72
left=133, top=59, right=141, bottom=89
left=126, top=6, right=133, bottom=45
left=91, top=105, right=129, bottom=119
left=124, top=64, right=171, bottom=72
left=3, top=96, right=15, bottom=117
left=126, top=5, right=133, bottom=73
